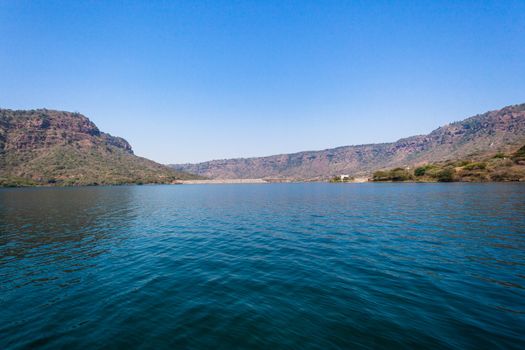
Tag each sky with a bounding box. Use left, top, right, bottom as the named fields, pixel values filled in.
left=1, top=1, right=524, bottom=164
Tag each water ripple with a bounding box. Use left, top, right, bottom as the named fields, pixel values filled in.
left=1, top=183, right=524, bottom=349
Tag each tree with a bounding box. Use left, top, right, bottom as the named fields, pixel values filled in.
left=437, top=168, right=454, bottom=182
left=414, top=167, right=426, bottom=176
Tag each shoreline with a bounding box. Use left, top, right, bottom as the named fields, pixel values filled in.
left=179, top=179, right=269, bottom=184
left=2, top=178, right=525, bottom=188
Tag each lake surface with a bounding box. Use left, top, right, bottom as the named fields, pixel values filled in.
left=1, top=183, right=524, bottom=349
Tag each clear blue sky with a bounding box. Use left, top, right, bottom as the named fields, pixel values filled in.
left=1, top=1, right=524, bottom=163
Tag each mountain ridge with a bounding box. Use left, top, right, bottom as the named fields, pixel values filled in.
left=0, top=109, right=199, bottom=186
left=171, top=103, right=525, bottom=179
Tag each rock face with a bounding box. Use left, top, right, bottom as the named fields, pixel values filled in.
left=0, top=109, right=132, bottom=153
left=171, top=103, right=525, bottom=179
left=0, top=109, right=198, bottom=186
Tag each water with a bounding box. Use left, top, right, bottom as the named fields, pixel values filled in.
left=1, top=183, right=524, bottom=349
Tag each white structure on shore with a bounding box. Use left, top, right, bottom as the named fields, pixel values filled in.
left=340, top=174, right=350, bottom=181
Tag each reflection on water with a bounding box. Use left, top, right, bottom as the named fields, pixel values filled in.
left=0, top=186, right=138, bottom=263
left=1, top=184, right=524, bottom=349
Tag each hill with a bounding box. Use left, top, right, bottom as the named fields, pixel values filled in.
left=372, top=144, right=525, bottom=182
left=0, top=109, right=199, bottom=186
left=171, top=104, right=525, bottom=179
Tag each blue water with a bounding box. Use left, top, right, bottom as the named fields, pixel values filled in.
left=1, top=183, right=524, bottom=349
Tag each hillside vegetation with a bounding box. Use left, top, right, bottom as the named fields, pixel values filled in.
left=172, top=103, right=525, bottom=179
left=372, top=145, right=525, bottom=182
left=0, top=109, right=199, bottom=187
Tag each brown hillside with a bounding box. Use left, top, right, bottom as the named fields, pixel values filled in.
left=171, top=104, right=525, bottom=179
left=0, top=109, right=199, bottom=186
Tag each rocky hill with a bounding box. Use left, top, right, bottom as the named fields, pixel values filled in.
left=171, top=103, right=525, bottom=179
left=372, top=144, right=525, bottom=183
left=0, top=109, right=198, bottom=186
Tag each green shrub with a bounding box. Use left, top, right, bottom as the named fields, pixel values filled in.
left=414, top=167, right=426, bottom=176
left=329, top=176, right=353, bottom=183
left=463, top=162, right=486, bottom=170
left=390, top=168, right=412, bottom=181
left=513, top=144, right=525, bottom=157
left=373, top=168, right=412, bottom=181
left=451, top=160, right=470, bottom=167
left=512, top=144, right=525, bottom=164
left=372, top=171, right=390, bottom=181
left=437, top=168, right=454, bottom=182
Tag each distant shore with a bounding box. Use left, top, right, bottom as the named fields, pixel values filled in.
left=179, top=179, right=269, bottom=184
left=179, top=177, right=371, bottom=184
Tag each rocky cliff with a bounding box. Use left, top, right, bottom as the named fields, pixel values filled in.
left=171, top=103, right=525, bottom=179
left=0, top=109, right=198, bottom=186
